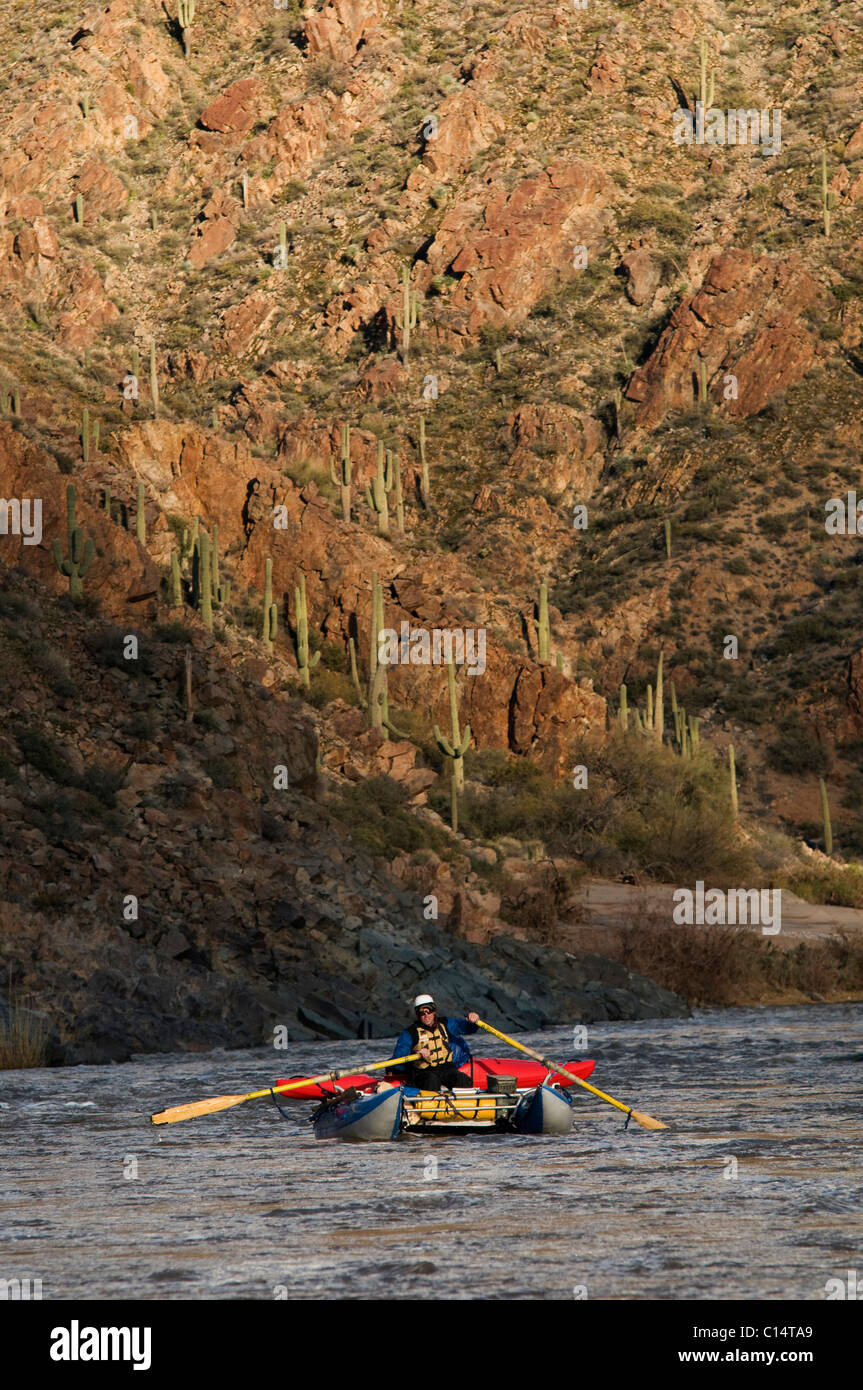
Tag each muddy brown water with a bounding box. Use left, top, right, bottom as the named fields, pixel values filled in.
left=1, top=1003, right=861, bottom=1300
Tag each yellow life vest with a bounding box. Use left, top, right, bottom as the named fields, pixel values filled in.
left=412, top=1019, right=452, bottom=1069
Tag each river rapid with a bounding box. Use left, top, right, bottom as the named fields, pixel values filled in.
left=1, top=1003, right=861, bottom=1301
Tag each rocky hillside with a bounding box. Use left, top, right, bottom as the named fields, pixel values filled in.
left=1, top=0, right=862, bottom=1058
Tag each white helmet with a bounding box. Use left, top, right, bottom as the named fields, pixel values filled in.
left=413, top=994, right=436, bottom=1011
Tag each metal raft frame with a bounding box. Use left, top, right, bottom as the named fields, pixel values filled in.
left=401, top=1088, right=523, bottom=1130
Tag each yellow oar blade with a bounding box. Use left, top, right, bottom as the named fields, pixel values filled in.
left=151, top=1094, right=250, bottom=1126
left=474, top=1017, right=668, bottom=1132
left=629, top=1110, right=668, bottom=1131
left=150, top=1053, right=421, bottom=1126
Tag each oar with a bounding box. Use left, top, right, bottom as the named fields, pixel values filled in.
left=474, top=1018, right=667, bottom=1131
left=150, top=1053, right=420, bottom=1126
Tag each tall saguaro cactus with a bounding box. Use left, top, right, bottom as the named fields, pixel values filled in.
left=330, top=421, right=352, bottom=523
left=194, top=530, right=213, bottom=631
left=698, top=36, right=715, bottom=107
left=262, top=557, right=278, bottom=652
left=136, top=479, right=146, bottom=545
left=392, top=452, right=405, bottom=534
left=396, top=264, right=418, bottom=367
left=293, top=573, right=321, bottom=687
left=434, top=657, right=472, bottom=829
left=729, top=745, right=739, bottom=822
left=819, top=777, right=833, bottom=856
left=365, top=441, right=393, bottom=537
left=654, top=650, right=664, bottom=744
left=52, top=483, right=94, bottom=600
left=178, top=0, right=195, bottom=58
left=149, top=337, right=159, bottom=417
left=418, top=414, right=430, bottom=508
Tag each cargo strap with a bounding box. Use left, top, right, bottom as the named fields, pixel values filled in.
left=269, top=1088, right=293, bottom=1122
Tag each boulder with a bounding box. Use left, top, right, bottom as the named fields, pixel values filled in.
left=625, top=250, right=819, bottom=426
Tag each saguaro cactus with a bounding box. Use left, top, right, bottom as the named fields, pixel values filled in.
left=170, top=551, right=183, bottom=608
left=365, top=441, right=393, bottom=537
left=209, top=523, right=230, bottom=605
left=136, top=480, right=146, bottom=545
left=330, top=421, right=352, bottom=523
left=262, top=557, right=278, bottom=652
left=396, top=264, right=418, bottom=367
left=434, top=658, right=472, bottom=829
left=819, top=776, right=833, bottom=856
left=664, top=517, right=672, bottom=561
left=392, top=452, right=405, bottom=534
left=149, top=337, right=159, bottom=417
left=81, top=407, right=90, bottom=462
left=52, top=483, right=94, bottom=600
left=654, top=651, right=664, bottom=744
left=294, top=573, right=321, bottom=687
left=728, top=744, right=739, bottom=821
left=618, top=683, right=629, bottom=732
left=194, top=531, right=213, bottom=631
left=74, top=193, right=84, bottom=224
left=418, top=414, right=430, bottom=508
left=699, top=37, right=715, bottom=108
left=178, top=0, right=195, bottom=58
left=535, top=579, right=550, bottom=663
left=180, top=516, right=199, bottom=575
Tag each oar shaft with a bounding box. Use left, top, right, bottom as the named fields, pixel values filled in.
left=476, top=1019, right=633, bottom=1117
left=244, top=1053, right=420, bottom=1103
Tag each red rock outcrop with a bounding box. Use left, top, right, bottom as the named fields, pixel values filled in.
left=199, top=78, right=261, bottom=135
left=411, top=89, right=505, bottom=185
left=625, top=251, right=820, bottom=426
left=304, top=0, right=381, bottom=61
left=504, top=404, right=606, bottom=500
left=620, top=248, right=660, bottom=306
left=0, top=425, right=160, bottom=612
left=426, top=159, right=613, bottom=339
left=73, top=158, right=128, bottom=217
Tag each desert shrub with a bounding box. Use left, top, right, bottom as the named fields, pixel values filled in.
left=766, top=717, right=830, bottom=775
left=155, top=621, right=191, bottom=643
left=777, top=862, right=863, bottom=909
left=332, top=776, right=450, bottom=857
left=201, top=756, right=242, bottom=790
left=14, top=728, right=78, bottom=786
left=0, top=999, right=48, bottom=1069
left=27, top=641, right=77, bottom=698
left=85, top=626, right=152, bottom=674
left=456, top=736, right=753, bottom=884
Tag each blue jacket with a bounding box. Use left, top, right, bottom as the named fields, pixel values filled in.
left=390, top=1017, right=478, bottom=1071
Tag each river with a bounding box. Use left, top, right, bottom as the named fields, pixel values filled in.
left=1, top=1003, right=861, bottom=1300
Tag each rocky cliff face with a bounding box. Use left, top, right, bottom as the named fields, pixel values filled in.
left=1, top=0, right=862, bottom=1058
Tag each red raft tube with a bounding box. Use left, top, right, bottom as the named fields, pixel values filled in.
left=276, top=1056, right=595, bottom=1099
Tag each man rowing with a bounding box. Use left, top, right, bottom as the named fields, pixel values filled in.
left=389, top=994, right=479, bottom=1092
